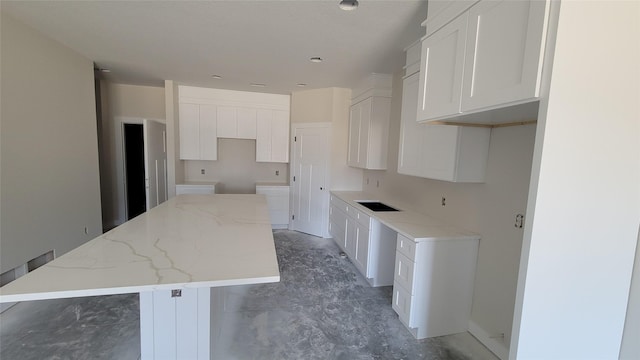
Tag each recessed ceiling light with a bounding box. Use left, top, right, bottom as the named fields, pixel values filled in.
left=339, top=0, right=358, bottom=11
left=310, top=57, right=323, bottom=63
left=211, top=75, right=222, bottom=79
left=296, top=83, right=307, bottom=87
left=250, top=83, right=266, bottom=87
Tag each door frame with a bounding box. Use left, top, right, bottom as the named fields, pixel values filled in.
left=289, top=122, right=332, bottom=238
left=114, top=117, right=165, bottom=225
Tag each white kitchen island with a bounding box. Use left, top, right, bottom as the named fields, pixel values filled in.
left=0, top=194, right=280, bottom=359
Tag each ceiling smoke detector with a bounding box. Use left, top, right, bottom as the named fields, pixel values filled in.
left=339, top=0, right=359, bottom=11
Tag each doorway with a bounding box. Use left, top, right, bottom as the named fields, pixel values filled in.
left=124, top=124, right=146, bottom=220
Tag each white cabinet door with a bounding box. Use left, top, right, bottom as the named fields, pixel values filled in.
left=417, top=13, right=468, bottom=121
left=423, top=125, right=459, bottom=181
left=345, top=218, right=357, bottom=259
left=216, top=107, right=236, bottom=138
left=236, top=108, right=257, bottom=139
left=216, top=107, right=257, bottom=139
left=461, top=0, right=548, bottom=111
left=354, top=224, right=370, bottom=275
left=179, top=103, right=217, bottom=161
left=398, top=73, right=424, bottom=177
left=179, top=103, right=200, bottom=160
left=199, top=105, right=217, bottom=160
left=256, top=110, right=272, bottom=162
left=271, top=110, right=289, bottom=163
left=357, top=97, right=372, bottom=168
left=347, top=97, right=390, bottom=170
left=347, top=104, right=361, bottom=167
left=256, top=109, right=289, bottom=163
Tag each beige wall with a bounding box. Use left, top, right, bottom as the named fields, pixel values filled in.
left=99, top=82, right=165, bottom=227
left=165, top=80, right=183, bottom=197
left=184, top=139, right=288, bottom=194
left=0, top=13, right=102, bottom=272
left=362, top=71, right=536, bottom=349
left=291, top=87, right=362, bottom=191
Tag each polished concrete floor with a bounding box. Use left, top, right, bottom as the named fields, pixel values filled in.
left=0, top=230, right=498, bottom=360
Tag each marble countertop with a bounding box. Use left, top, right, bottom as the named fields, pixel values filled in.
left=331, top=191, right=479, bottom=243
left=255, top=182, right=289, bottom=187
left=0, top=194, right=280, bottom=303
left=177, top=181, right=219, bottom=186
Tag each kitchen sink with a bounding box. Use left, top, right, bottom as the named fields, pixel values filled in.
left=356, top=201, right=400, bottom=212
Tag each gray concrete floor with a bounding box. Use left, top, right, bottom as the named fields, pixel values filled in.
left=0, top=230, right=499, bottom=360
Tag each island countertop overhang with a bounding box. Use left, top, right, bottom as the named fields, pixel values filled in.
left=0, top=194, right=281, bottom=303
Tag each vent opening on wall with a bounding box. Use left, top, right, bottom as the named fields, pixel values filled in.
left=1, top=250, right=55, bottom=287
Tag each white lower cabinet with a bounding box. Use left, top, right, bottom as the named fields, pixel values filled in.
left=329, top=195, right=395, bottom=287
left=175, top=183, right=216, bottom=195
left=255, top=185, right=290, bottom=229
left=392, top=233, right=479, bottom=339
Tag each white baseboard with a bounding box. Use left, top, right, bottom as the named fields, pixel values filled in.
left=468, top=320, right=509, bottom=360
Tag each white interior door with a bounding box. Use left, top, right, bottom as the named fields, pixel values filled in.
left=144, top=119, right=167, bottom=210
left=291, top=124, right=330, bottom=237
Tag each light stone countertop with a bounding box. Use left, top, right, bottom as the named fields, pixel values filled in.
left=0, top=194, right=280, bottom=303
left=255, top=182, right=289, bottom=187
left=177, top=181, right=219, bottom=186
left=331, top=191, right=480, bottom=242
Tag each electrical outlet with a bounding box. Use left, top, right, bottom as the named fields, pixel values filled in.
left=276, top=170, right=279, bottom=176
left=441, top=197, right=446, bottom=206
left=515, top=214, right=525, bottom=228
left=201, top=169, right=205, bottom=175
left=84, top=226, right=89, bottom=235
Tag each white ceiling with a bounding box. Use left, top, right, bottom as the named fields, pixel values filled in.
left=2, top=0, right=428, bottom=94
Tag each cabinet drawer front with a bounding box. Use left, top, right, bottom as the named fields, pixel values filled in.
left=394, top=252, right=416, bottom=294
left=348, top=207, right=371, bottom=228
left=396, top=234, right=417, bottom=261
left=392, top=283, right=415, bottom=327
left=330, top=195, right=350, bottom=214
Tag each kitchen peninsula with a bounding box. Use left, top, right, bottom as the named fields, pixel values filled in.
left=0, top=194, right=280, bottom=359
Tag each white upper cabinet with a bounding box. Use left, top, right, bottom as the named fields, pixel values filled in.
left=461, top=0, right=548, bottom=112
left=179, top=103, right=217, bottom=161
left=347, top=74, right=392, bottom=170
left=417, top=13, right=468, bottom=121
left=216, top=106, right=257, bottom=139
left=348, top=96, right=391, bottom=170
left=417, top=0, right=549, bottom=124
left=256, top=109, right=290, bottom=163
left=398, top=73, right=423, bottom=177
left=400, top=44, right=490, bottom=183
left=178, top=86, right=290, bottom=163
